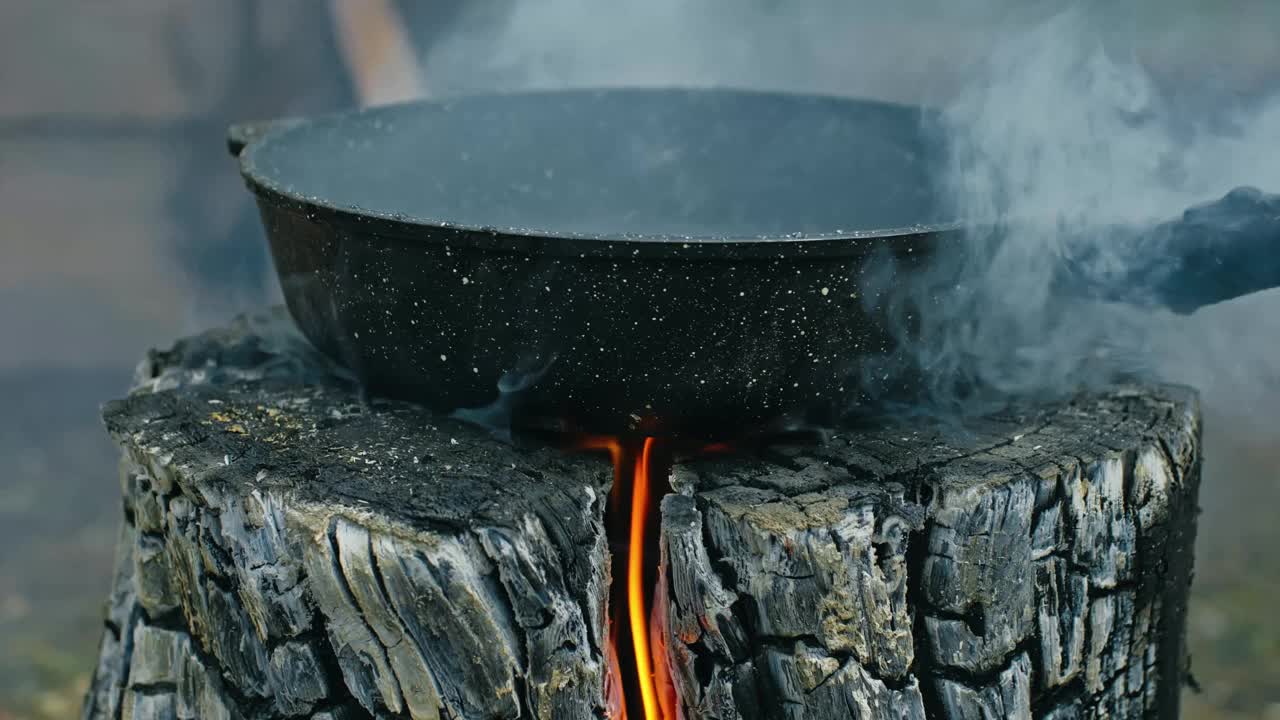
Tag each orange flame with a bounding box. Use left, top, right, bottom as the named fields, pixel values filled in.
left=575, top=436, right=679, bottom=720
left=627, top=438, right=665, bottom=720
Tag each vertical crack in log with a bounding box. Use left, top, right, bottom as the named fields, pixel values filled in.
left=905, top=514, right=947, bottom=719
left=355, top=524, right=449, bottom=718
left=589, top=437, right=679, bottom=720
left=322, top=518, right=407, bottom=716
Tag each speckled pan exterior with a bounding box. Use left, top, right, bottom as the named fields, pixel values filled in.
left=231, top=89, right=956, bottom=437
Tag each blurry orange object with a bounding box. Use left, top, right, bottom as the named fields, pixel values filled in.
left=328, top=0, right=425, bottom=104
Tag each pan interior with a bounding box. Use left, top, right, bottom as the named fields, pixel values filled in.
left=244, top=88, right=948, bottom=240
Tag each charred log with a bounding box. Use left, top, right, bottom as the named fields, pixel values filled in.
left=83, top=309, right=1201, bottom=720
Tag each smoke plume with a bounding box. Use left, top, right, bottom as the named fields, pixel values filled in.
left=865, top=9, right=1280, bottom=415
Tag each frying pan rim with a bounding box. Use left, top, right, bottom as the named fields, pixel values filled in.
left=235, top=86, right=964, bottom=258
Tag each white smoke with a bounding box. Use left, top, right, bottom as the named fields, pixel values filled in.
left=864, top=9, right=1280, bottom=415
left=419, top=0, right=1024, bottom=103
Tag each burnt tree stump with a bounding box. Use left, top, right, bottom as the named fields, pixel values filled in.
left=82, top=310, right=1202, bottom=720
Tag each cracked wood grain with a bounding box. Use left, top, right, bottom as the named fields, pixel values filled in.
left=82, top=309, right=1202, bottom=720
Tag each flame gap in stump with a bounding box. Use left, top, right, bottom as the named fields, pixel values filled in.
left=82, top=309, right=1201, bottom=720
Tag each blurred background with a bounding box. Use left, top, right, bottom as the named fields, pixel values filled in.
left=0, top=2, right=1276, bottom=718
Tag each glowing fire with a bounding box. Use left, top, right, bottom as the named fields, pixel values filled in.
left=577, top=436, right=679, bottom=720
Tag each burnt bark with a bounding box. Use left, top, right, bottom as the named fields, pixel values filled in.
left=82, top=309, right=1201, bottom=720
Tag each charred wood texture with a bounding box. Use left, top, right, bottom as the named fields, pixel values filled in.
left=82, top=310, right=1201, bottom=720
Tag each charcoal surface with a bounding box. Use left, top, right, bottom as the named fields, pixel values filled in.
left=82, top=308, right=1201, bottom=720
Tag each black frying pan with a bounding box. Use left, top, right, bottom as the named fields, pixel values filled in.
left=228, top=88, right=954, bottom=437
left=227, top=87, right=1280, bottom=437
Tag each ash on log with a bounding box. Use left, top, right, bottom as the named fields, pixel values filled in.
left=82, top=310, right=1201, bottom=720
